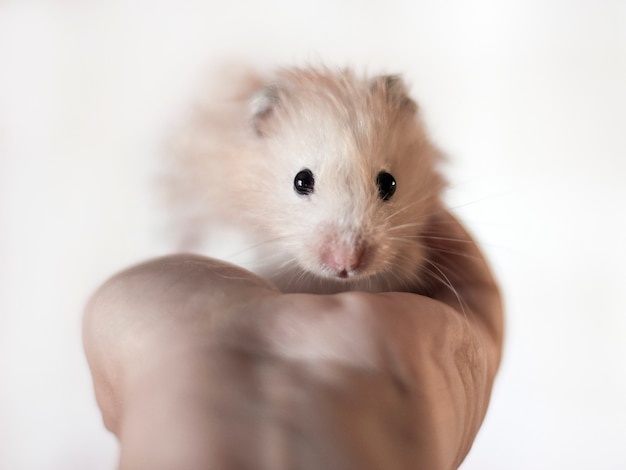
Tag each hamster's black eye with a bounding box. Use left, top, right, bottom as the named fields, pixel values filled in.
left=376, top=171, right=396, bottom=201
left=294, top=169, right=315, bottom=196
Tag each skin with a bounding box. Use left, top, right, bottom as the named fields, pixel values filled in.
left=83, top=211, right=503, bottom=470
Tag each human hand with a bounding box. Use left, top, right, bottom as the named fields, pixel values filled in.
left=83, top=211, right=503, bottom=469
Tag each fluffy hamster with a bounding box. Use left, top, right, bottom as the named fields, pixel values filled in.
left=165, top=66, right=446, bottom=295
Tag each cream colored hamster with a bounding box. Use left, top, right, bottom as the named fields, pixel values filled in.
left=165, top=66, right=446, bottom=294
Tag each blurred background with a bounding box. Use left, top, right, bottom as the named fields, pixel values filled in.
left=1, top=0, right=625, bottom=468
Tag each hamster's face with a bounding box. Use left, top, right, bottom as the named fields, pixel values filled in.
left=248, top=70, right=444, bottom=290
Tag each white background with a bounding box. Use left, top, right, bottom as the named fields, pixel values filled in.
left=1, top=1, right=625, bottom=469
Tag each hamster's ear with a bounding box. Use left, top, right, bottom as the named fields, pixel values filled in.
left=249, top=85, right=282, bottom=137
left=371, top=75, right=418, bottom=114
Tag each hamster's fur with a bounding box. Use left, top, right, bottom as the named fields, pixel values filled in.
left=164, top=66, right=446, bottom=294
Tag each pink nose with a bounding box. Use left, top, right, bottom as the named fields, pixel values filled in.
left=320, top=245, right=366, bottom=278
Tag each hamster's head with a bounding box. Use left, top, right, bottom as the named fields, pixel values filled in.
left=245, top=68, right=445, bottom=290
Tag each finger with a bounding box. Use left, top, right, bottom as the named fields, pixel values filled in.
left=82, top=254, right=280, bottom=433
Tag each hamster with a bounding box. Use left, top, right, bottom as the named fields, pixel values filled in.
left=164, top=66, right=446, bottom=295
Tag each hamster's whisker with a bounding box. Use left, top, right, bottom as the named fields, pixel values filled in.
left=378, top=258, right=422, bottom=292
left=387, top=231, right=493, bottom=257
left=225, top=234, right=296, bottom=258
left=383, top=195, right=433, bottom=222
left=387, top=235, right=482, bottom=262
left=388, top=266, right=414, bottom=291
left=417, top=234, right=476, bottom=244
left=425, top=246, right=481, bottom=261
left=385, top=221, right=428, bottom=233
left=421, top=258, right=470, bottom=323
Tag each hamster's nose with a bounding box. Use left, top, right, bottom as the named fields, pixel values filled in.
left=321, top=244, right=367, bottom=278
